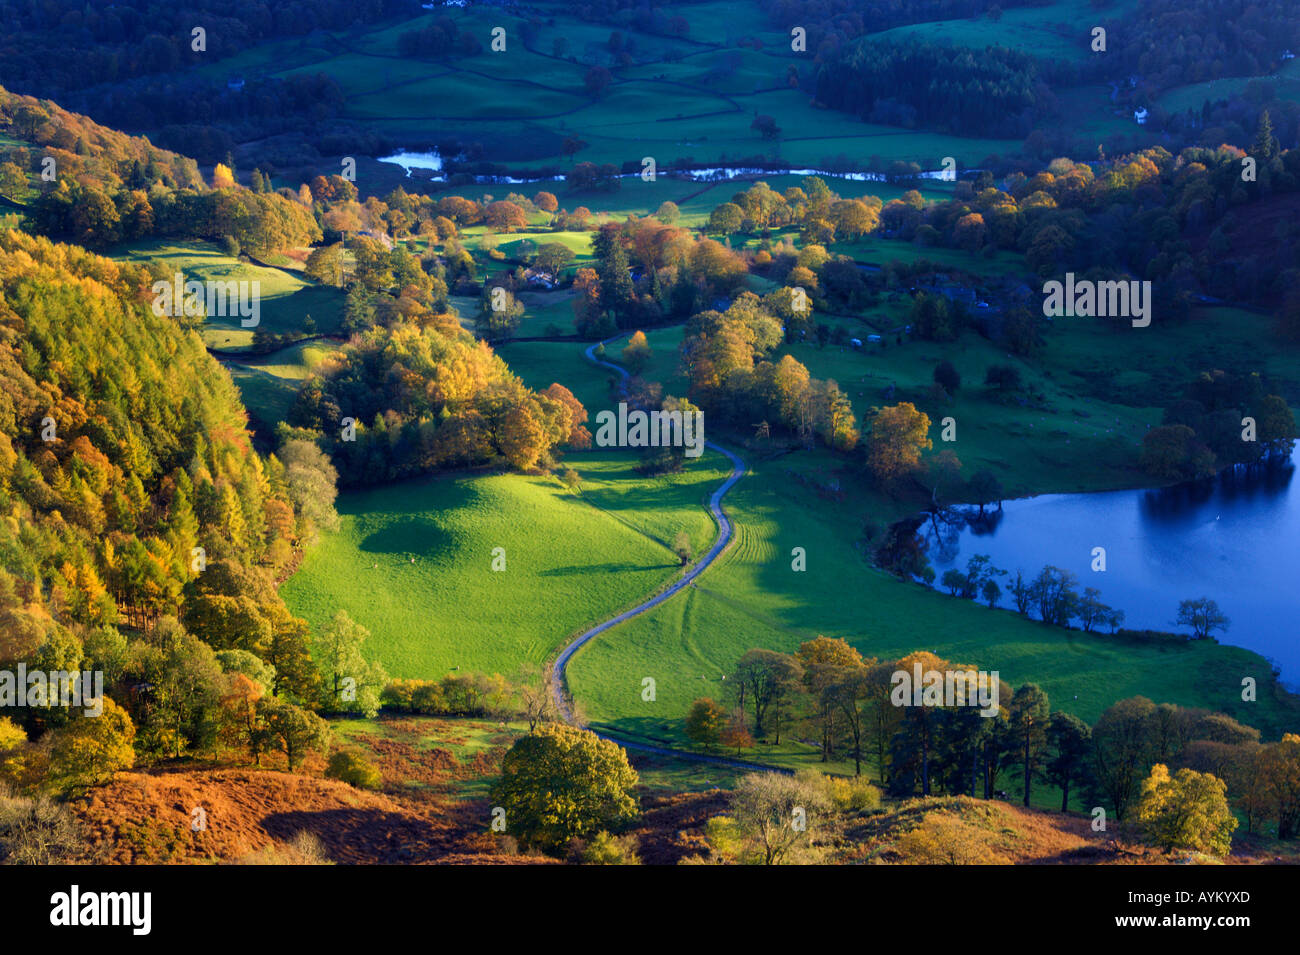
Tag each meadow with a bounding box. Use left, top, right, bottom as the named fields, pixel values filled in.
left=112, top=239, right=344, bottom=352
left=1157, top=58, right=1300, bottom=115
left=552, top=299, right=1300, bottom=753
left=275, top=303, right=1297, bottom=778
left=280, top=448, right=732, bottom=680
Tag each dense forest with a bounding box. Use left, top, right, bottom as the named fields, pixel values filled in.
left=0, top=0, right=411, bottom=95
left=0, top=230, right=343, bottom=780
left=816, top=37, right=1055, bottom=138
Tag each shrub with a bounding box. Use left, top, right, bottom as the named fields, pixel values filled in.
left=0, top=787, right=87, bottom=864
left=325, top=749, right=383, bottom=790
left=573, top=830, right=641, bottom=865
left=824, top=775, right=882, bottom=812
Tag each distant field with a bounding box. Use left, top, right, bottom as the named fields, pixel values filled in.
left=112, top=239, right=344, bottom=351
left=872, top=0, right=1139, bottom=63
left=1158, top=59, right=1300, bottom=114
left=593, top=304, right=1157, bottom=500
left=224, top=339, right=340, bottom=426
left=188, top=0, right=1021, bottom=172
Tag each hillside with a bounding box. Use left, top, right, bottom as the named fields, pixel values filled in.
left=72, top=768, right=519, bottom=865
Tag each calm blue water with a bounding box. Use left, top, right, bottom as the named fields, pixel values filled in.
left=922, top=447, right=1300, bottom=683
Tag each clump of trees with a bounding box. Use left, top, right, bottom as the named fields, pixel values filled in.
left=681, top=294, right=858, bottom=451
left=693, top=767, right=880, bottom=865
left=380, top=673, right=514, bottom=718
left=1143, top=370, right=1296, bottom=481
left=290, top=320, right=591, bottom=483
left=816, top=36, right=1050, bottom=138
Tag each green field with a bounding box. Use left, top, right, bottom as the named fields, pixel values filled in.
left=281, top=449, right=731, bottom=680
left=112, top=239, right=344, bottom=352
left=873, top=0, right=1139, bottom=63
left=223, top=339, right=340, bottom=425
left=1158, top=59, right=1300, bottom=114
left=549, top=303, right=1300, bottom=753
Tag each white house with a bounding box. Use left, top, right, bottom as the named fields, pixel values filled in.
left=1134, top=107, right=1149, bottom=125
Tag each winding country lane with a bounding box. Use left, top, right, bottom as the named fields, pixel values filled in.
left=549, top=339, right=791, bottom=774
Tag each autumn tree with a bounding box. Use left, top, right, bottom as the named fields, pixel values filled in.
left=865, top=402, right=932, bottom=486
left=622, top=330, right=652, bottom=373
left=483, top=200, right=527, bottom=232
left=686, top=698, right=727, bottom=749
left=791, top=642, right=869, bottom=771
left=708, top=202, right=744, bottom=235
left=257, top=697, right=329, bottom=771
left=1137, top=764, right=1237, bottom=856
left=896, top=808, right=1010, bottom=864
left=542, top=383, right=592, bottom=448
left=490, top=724, right=639, bottom=854
left=728, top=771, right=831, bottom=864
left=49, top=698, right=135, bottom=789
left=654, top=201, right=680, bottom=225
left=534, top=242, right=573, bottom=278
left=212, top=162, right=236, bottom=189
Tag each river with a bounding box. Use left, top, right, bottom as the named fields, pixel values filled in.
left=921, top=447, right=1300, bottom=683
left=377, top=149, right=958, bottom=184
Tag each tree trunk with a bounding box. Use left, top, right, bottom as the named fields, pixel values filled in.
left=1023, top=737, right=1031, bottom=807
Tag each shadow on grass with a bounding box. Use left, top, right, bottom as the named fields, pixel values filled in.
left=539, top=561, right=679, bottom=576
left=359, top=518, right=455, bottom=555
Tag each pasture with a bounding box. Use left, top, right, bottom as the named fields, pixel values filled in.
left=280, top=448, right=732, bottom=680
left=112, top=239, right=344, bottom=352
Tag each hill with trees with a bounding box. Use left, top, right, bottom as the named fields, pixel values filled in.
left=0, top=229, right=335, bottom=785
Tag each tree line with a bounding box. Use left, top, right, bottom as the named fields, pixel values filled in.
left=689, top=637, right=1300, bottom=841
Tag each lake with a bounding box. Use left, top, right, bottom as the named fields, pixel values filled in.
left=921, top=447, right=1300, bottom=683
